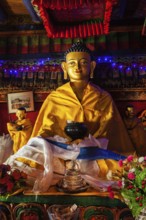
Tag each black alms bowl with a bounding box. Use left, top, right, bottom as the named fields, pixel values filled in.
left=64, top=122, right=88, bottom=140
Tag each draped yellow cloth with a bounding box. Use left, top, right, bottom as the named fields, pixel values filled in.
left=7, top=118, right=33, bottom=153
left=30, top=82, right=135, bottom=179
left=32, top=82, right=135, bottom=154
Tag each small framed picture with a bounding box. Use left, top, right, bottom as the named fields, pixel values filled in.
left=7, top=91, right=34, bottom=114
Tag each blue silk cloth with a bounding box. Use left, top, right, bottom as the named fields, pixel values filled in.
left=45, top=138, right=126, bottom=160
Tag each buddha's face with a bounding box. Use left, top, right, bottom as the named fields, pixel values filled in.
left=16, top=110, right=26, bottom=121
left=65, top=52, right=92, bottom=82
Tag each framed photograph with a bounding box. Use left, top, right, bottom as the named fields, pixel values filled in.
left=7, top=91, right=34, bottom=113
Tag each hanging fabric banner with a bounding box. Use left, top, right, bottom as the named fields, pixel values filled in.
left=32, top=0, right=118, bottom=38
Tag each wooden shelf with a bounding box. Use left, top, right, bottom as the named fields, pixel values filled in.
left=0, top=89, right=50, bottom=103
left=1, top=88, right=146, bottom=103
left=108, top=88, right=146, bottom=101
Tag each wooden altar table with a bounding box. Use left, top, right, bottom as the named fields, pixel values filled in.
left=0, top=186, right=134, bottom=219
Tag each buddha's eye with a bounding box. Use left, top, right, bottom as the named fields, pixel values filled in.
left=67, top=61, right=76, bottom=66
left=80, top=61, right=88, bottom=65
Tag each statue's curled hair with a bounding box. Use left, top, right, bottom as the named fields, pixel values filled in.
left=64, top=41, right=94, bottom=60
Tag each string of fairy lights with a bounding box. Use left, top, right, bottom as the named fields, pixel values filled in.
left=0, top=55, right=145, bottom=75
left=97, top=56, right=146, bottom=71
left=0, top=55, right=145, bottom=89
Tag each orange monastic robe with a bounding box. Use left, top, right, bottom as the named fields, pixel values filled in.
left=32, top=82, right=135, bottom=155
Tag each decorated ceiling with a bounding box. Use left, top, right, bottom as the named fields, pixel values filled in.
left=31, top=0, right=118, bottom=38
left=0, top=0, right=145, bottom=37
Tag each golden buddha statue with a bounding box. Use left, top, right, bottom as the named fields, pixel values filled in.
left=5, top=42, right=136, bottom=192
left=32, top=41, right=134, bottom=154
